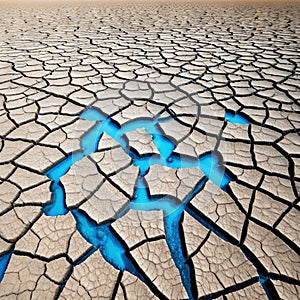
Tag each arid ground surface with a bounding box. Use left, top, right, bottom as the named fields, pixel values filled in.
left=0, top=1, right=299, bottom=299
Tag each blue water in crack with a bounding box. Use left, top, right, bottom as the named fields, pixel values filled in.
left=225, top=111, right=250, bottom=125
left=72, top=208, right=146, bottom=281
left=163, top=178, right=207, bottom=300
left=0, top=249, right=13, bottom=282
left=82, top=109, right=175, bottom=159
left=36, top=106, right=237, bottom=299
left=134, top=152, right=230, bottom=190
left=199, top=152, right=231, bottom=190
left=81, top=123, right=104, bottom=155
left=43, top=107, right=178, bottom=217
left=117, top=173, right=207, bottom=299
left=43, top=151, right=84, bottom=216
left=81, top=108, right=106, bottom=121
left=43, top=181, right=68, bottom=216
left=165, top=212, right=194, bottom=299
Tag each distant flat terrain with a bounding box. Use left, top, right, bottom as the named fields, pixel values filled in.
left=0, top=2, right=299, bottom=299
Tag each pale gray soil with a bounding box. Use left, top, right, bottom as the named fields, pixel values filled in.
left=0, top=2, right=299, bottom=299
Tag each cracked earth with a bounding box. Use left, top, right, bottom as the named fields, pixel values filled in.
left=0, top=1, right=300, bottom=299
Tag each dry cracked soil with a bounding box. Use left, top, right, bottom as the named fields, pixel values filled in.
left=0, top=1, right=299, bottom=299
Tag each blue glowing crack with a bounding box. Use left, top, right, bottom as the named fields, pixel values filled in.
left=41, top=107, right=235, bottom=299
left=225, top=111, right=250, bottom=125
left=1, top=107, right=239, bottom=299
left=1, top=106, right=278, bottom=300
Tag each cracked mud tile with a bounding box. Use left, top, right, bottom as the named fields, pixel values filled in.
left=112, top=209, right=165, bottom=250
left=16, top=145, right=66, bottom=173
left=14, top=213, right=76, bottom=259
left=245, top=221, right=300, bottom=280
left=145, top=166, right=204, bottom=201
left=213, top=282, right=268, bottom=300
left=91, top=149, right=138, bottom=198
left=115, top=271, right=159, bottom=300
left=273, top=281, right=300, bottom=300
left=190, top=181, right=246, bottom=241
left=40, top=118, right=95, bottom=153
left=0, top=254, right=46, bottom=299
left=59, top=251, right=119, bottom=300
left=276, top=208, right=300, bottom=248
left=192, top=232, right=257, bottom=298
left=61, top=156, right=106, bottom=210
left=130, top=239, right=187, bottom=299
left=0, top=206, right=41, bottom=242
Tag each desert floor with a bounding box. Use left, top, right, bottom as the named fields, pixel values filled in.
left=0, top=1, right=299, bottom=299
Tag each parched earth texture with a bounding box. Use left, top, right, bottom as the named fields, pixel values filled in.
left=0, top=1, right=299, bottom=299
